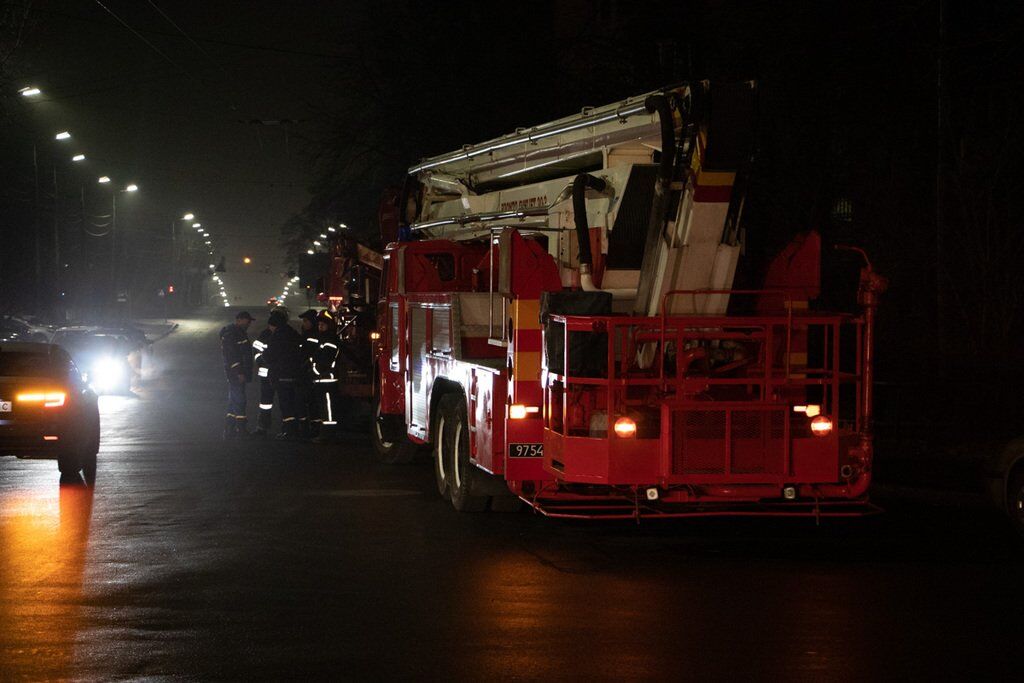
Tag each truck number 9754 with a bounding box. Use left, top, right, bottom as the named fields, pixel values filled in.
left=509, top=443, right=543, bottom=458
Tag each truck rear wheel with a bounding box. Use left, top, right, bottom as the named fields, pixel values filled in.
left=442, top=394, right=488, bottom=512
left=433, top=398, right=453, bottom=499
left=371, top=393, right=417, bottom=464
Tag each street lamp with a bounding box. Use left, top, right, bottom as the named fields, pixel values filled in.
left=192, top=222, right=202, bottom=228
left=98, top=176, right=111, bottom=184
left=20, top=86, right=42, bottom=97
left=183, top=213, right=195, bottom=221
left=72, top=154, right=85, bottom=162
left=54, top=131, right=71, bottom=140
left=125, top=183, right=138, bottom=192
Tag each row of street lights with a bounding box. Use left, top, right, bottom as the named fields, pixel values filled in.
left=305, top=223, right=346, bottom=255
left=23, top=83, right=226, bottom=314
left=24, top=85, right=139, bottom=192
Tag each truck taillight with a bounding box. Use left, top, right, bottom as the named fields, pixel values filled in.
left=810, top=415, right=833, bottom=437
left=613, top=417, right=637, bottom=438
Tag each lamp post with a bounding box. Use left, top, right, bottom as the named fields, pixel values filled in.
left=104, top=180, right=137, bottom=318
left=31, top=130, right=74, bottom=316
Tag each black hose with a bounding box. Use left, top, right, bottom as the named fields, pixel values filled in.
left=572, top=173, right=607, bottom=267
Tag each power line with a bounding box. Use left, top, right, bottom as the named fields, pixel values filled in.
left=91, top=0, right=188, bottom=74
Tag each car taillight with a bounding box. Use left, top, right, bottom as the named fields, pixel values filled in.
left=613, top=416, right=637, bottom=438
left=810, top=415, right=833, bottom=437
left=16, top=391, right=67, bottom=408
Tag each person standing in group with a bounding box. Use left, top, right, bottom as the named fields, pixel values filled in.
left=262, top=308, right=304, bottom=439
left=219, top=310, right=254, bottom=439
left=251, top=323, right=274, bottom=436
left=312, top=310, right=342, bottom=444
left=297, top=309, right=320, bottom=439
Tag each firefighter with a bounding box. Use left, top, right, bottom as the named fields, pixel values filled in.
left=297, top=309, right=320, bottom=439
left=219, top=310, right=254, bottom=439
left=312, top=310, right=342, bottom=443
left=251, top=324, right=274, bottom=436
left=262, top=308, right=304, bottom=439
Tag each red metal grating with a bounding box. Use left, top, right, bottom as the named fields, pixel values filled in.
left=730, top=410, right=785, bottom=474
left=673, top=410, right=726, bottom=474
left=672, top=406, right=787, bottom=477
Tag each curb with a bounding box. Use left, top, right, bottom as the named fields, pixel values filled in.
left=148, top=322, right=179, bottom=344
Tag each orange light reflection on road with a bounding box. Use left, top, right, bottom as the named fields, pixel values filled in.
left=0, top=485, right=94, bottom=678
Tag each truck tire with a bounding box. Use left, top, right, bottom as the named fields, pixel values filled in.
left=442, top=394, right=488, bottom=512
left=433, top=396, right=454, bottom=499
left=371, top=393, right=417, bottom=464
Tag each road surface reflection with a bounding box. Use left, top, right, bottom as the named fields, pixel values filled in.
left=0, top=483, right=94, bottom=678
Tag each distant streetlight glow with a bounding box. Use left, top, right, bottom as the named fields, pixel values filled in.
left=125, top=183, right=138, bottom=192
left=209, top=264, right=215, bottom=269
left=98, top=176, right=111, bottom=184
left=319, top=233, right=327, bottom=239
left=313, top=241, right=321, bottom=246
left=72, top=154, right=86, bottom=162
left=338, top=223, right=347, bottom=228
left=19, top=86, right=42, bottom=97
left=306, top=249, right=314, bottom=255
left=327, top=226, right=336, bottom=232
left=243, top=257, right=252, bottom=264
left=55, top=131, right=71, bottom=140
left=205, top=240, right=211, bottom=245
left=183, top=213, right=195, bottom=221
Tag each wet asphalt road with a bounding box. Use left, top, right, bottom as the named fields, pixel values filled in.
left=1, top=312, right=1022, bottom=681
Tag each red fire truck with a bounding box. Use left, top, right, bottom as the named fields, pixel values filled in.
left=370, top=83, right=885, bottom=518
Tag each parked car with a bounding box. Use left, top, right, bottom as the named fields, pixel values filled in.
left=985, top=438, right=1024, bottom=539
left=0, top=316, right=50, bottom=343
left=0, top=341, right=100, bottom=483
left=51, top=328, right=134, bottom=394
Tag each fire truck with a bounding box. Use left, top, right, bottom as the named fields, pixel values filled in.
left=319, top=235, right=384, bottom=400
left=371, top=82, right=886, bottom=518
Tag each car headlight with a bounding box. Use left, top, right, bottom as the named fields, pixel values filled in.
left=90, top=357, right=125, bottom=391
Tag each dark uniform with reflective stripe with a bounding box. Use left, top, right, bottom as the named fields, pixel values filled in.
left=220, top=318, right=253, bottom=436
left=263, top=314, right=304, bottom=438
left=312, top=312, right=342, bottom=442
left=297, top=310, right=320, bottom=438
left=252, top=328, right=274, bottom=434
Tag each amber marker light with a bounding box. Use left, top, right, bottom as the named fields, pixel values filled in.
left=613, top=416, right=637, bottom=438
left=509, top=404, right=539, bottom=420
